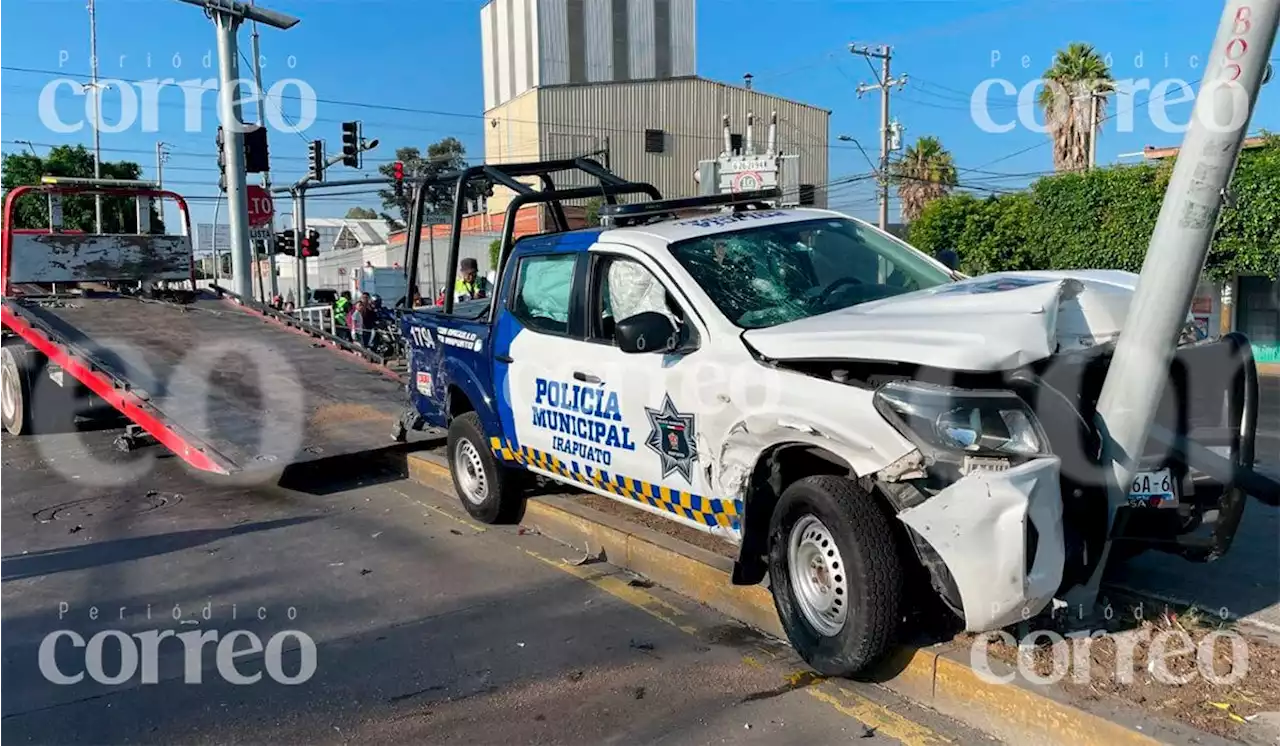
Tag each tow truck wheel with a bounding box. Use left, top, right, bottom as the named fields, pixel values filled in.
left=767, top=475, right=903, bottom=676
left=447, top=412, right=526, bottom=524
left=1, top=341, right=72, bottom=436
left=1, top=342, right=33, bottom=435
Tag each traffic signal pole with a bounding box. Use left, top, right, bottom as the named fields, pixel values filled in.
left=176, top=0, right=297, bottom=300
left=292, top=189, right=306, bottom=304
left=212, top=12, right=255, bottom=300
left=1066, top=0, right=1278, bottom=612
left=285, top=137, right=380, bottom=305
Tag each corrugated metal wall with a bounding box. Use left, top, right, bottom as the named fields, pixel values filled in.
left=537, top=77, right=829, bottom=206
left=486, top=0, right=696, bottom=111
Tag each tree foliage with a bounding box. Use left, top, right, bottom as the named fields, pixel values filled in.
left=1040, top=43, right=1115, bottom=173
left=584, top=197, right=603, bottom=227
left=345, top=206, right=378, bottom=219
left=908, top=135, right=1280, bottom=281
left=1, top=145, right=162, bottom=233
left=889, top=136, right=957, bottom=222
left=377, top=137, right=485, bottom=226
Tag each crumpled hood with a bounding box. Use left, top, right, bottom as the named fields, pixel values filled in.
left=742, top=270, right=1155, bottom=371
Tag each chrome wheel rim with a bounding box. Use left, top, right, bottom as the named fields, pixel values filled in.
left=1, top=360, right=17, bottom=423
left=454, top=438, right=489, bottom=506
left=787, top=514, right=849, bottom=637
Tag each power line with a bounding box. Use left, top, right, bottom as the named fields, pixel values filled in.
left=963, top=78, right=1204, bottom=172
left=0, top=65, right=867, bottom=156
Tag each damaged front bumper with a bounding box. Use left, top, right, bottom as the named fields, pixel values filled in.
left=898, top=457, right=1066, bottom=632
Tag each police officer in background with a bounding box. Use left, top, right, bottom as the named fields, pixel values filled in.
left=454, top=257, right=491, bottom=303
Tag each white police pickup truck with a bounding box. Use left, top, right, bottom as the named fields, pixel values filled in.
left=402, top=190, right=1260, bottom=676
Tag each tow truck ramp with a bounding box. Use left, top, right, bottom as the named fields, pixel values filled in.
left=1, top=181, right=409, bottom=475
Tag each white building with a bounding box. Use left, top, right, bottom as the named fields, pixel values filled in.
left=265, top=218, right=397, bottom=300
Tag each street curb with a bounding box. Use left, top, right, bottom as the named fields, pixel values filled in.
left=406, top=450, right=1180, bottom=746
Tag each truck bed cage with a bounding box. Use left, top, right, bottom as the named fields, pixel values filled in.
left=597, top=188, right=782, bottom=228
left=401, top=157, right=662, bottom=316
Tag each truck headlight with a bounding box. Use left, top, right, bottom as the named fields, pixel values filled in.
left=874, top=381, right=1048, bottom=456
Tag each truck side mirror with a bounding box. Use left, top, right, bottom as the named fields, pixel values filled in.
left=615, top=312, right=678, bottom=354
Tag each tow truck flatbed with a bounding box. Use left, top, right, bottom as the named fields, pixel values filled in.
left=3, top=291, right=406, bottom=474
left=1, top=181, right=408, bottom=475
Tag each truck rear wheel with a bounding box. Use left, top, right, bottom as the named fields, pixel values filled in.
left=447, top=412, right=526, bottom=524
left=2, top=342, right=73, bottom=436
left=767, top=475, right=903, bottom=676
left=1, top=342, right=32, bottom=435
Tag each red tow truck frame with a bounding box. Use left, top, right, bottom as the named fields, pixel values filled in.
left=1, top=181, right=411, bottom=475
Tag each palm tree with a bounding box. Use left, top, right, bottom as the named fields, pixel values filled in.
left=890, top=136, right=958, bottom=223
left=1039, top=43, right=1115, bottom=172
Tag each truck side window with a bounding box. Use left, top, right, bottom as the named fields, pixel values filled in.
left=511, top=254, right=576, bottom=335
left=592, top=256, right=681, bottom=343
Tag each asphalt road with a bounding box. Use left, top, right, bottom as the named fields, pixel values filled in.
left=1107, top=375, right=1280, bottom=632
left=1, top=427, right=990, bottom=746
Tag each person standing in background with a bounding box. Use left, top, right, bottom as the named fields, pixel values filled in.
left=334, top=291, right=352, bottom=341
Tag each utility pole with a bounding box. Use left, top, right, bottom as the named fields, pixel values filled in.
left=155, top=142, right=170, bottom=224
left=249, top=0, right=278, bottom=299
left=851, top=44, right=907, bottom=232
left=1067, top=0, right=1278, bottom=613
left=87, top=0, right=103, bottom=233
left=176, top=0, right=298, bottom=300
left=1088, top=92, right=1100, bottom=170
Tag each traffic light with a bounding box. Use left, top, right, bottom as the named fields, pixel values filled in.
left=392, top=160, right=404, bottom=199
left=275, top=229, right=296, bottom=256
left=244, top=125, right=270, bottom=173
left=301, top=229, right=321, bottom=258
left=216, top=126, right=227, bottom=192
left=308, top=140, right=325, bottom=182
left=341, top=121, right=361, bottom=168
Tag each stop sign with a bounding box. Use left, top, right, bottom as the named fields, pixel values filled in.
left=246, top=185, right=274, bottom=227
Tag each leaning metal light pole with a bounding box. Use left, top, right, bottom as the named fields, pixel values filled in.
left=175, top=0, right=298, bottom=300
left=1072, top=0, right=1278, bottom=609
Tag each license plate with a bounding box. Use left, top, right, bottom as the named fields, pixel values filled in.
left=1127, top=468, right=1178, bottom=508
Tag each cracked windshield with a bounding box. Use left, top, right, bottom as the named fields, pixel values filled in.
left=670, top=217, right=955, bottom=328
left=1, top=0, right=1277, bottom=743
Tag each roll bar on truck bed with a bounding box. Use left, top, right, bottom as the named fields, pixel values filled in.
left=398, top=156, right=662, bottom=317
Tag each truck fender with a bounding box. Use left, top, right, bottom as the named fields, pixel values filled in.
left=439, top=353, right=503, bottom=440
left=708, top=415, right=913, bottom=585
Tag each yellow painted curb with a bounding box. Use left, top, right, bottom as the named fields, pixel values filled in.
left=406, top=451, right=1164, bottom=746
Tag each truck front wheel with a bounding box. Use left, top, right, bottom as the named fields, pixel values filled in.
left=447, top=412, right=526, bottom=524
left=767, top=475, right=904, bottom=676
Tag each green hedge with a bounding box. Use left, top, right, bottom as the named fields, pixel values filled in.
left=908, top=136, right=1280, bottom=281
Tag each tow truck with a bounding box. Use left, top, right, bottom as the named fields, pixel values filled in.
left=395, top=159, right=1274, bottom=676
left=1, top=178, right=408, bottom=475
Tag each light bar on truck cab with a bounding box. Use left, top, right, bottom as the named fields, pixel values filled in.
left=598, top=188, right=782, bottom=227
left=40, top=176, right=160, bottom=189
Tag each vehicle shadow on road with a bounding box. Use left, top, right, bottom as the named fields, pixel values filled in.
left=0, top=516, right=320, bottom=582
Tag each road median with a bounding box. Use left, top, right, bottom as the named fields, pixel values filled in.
left=406, top=449, right=1244, bottom=746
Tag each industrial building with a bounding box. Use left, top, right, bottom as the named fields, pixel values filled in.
left=382, top=0, right=831, bottom=303
left=478, top=0, right=830, bottom=221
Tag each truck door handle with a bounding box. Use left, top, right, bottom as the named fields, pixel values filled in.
left=573, top=371, right=601, bottom=384
left=495, top=354, right=514, bottom=364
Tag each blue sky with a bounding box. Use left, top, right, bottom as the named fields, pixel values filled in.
left=2, top=0, right=1277, bottom=232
